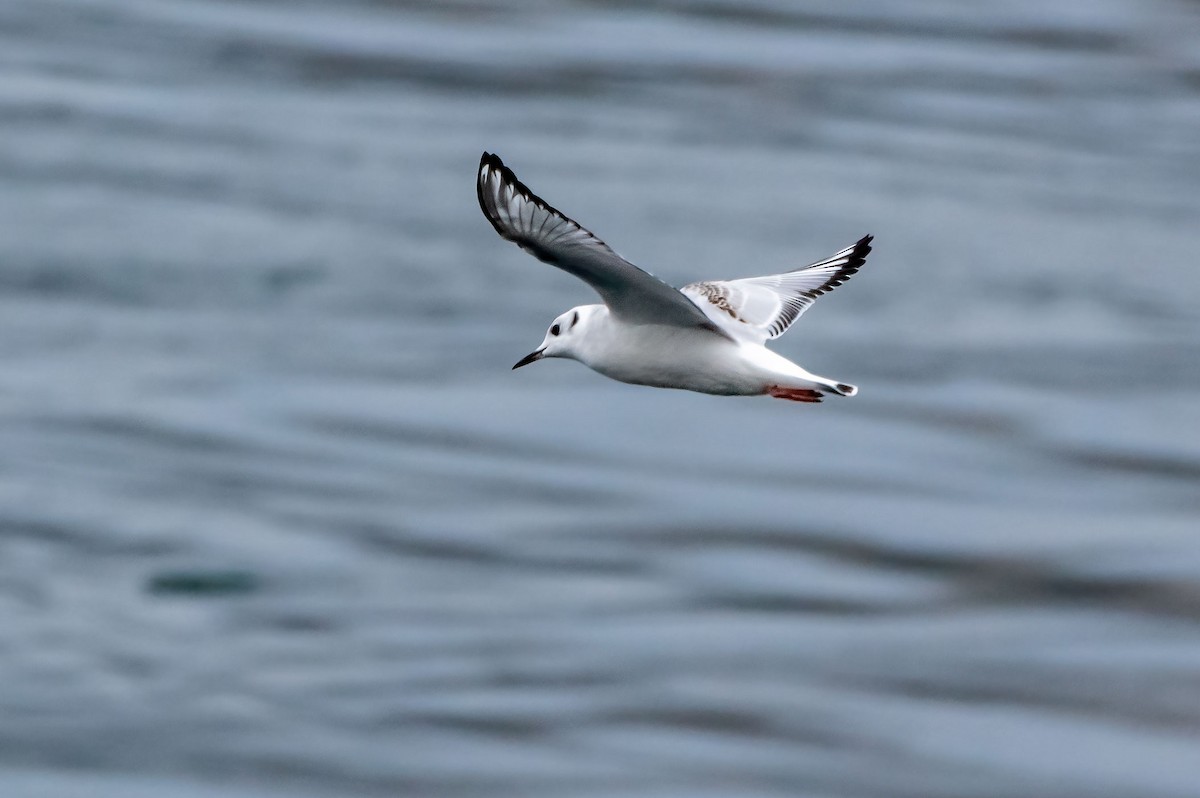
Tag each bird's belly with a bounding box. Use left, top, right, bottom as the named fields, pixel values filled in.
left=586, top=330, right=767, bottom=396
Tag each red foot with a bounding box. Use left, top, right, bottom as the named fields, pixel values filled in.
left=767, top=386, right=823, bottom=403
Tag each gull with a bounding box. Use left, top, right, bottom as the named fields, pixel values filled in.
left=477, top=152, right=873, bottom=403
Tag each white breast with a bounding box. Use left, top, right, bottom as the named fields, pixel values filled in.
left=577, top=316, right=789, bottom=396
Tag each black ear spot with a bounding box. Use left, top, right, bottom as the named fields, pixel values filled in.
left=550, top=323, right=560, bottom=336
left=570, top=310, right=579, bottom=329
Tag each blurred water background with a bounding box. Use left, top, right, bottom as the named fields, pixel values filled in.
left=2, top=1, right=1200, bottom=796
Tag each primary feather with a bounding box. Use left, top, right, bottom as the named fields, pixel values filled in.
left=681, top=235, right=873, bottom=342
left=477, top=153, right=725, bottom=334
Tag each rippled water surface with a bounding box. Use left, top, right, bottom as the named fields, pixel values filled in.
left=2, top=1, right=1199, bottom=796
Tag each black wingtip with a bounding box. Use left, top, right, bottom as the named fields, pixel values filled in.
left=477, top=152, right=512, bottom=237
left=838, top=234, right=873, bottom=276
left=477, top=153, right=506, bottom=194
left=478, top=152, right=505, bottom=190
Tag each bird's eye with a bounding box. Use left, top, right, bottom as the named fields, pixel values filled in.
left=550, top=324, right=560, bottom=336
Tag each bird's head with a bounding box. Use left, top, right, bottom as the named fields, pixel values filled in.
left=512, top=305, right=600, bottom=369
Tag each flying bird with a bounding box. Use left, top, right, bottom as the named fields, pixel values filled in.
left=477, top=152, right=872, bottom=403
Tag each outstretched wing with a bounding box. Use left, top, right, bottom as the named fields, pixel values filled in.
left=682, top=235, right=873, bottom=342
left=477, top=153, right=727, bottom=334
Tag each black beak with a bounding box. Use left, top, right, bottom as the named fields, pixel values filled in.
left=512, top=348, right=545, bottom=370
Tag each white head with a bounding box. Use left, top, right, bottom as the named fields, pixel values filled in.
left=512, top=305, right=603, bottom=370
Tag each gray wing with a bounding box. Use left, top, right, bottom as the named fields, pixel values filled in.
left=682, top=235, right=872, bottom=342
left=477, top=153, right=727, bottom=334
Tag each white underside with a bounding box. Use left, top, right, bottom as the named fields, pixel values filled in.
left=571, top=310, right=845, bottom=397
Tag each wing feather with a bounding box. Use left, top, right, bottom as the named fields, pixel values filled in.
left=682, top=235, right=873, bottom=342
left=477, top=153, right=727, bottom=334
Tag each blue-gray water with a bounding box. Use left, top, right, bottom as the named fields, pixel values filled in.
left=2, top=1, right=1199, bottom=796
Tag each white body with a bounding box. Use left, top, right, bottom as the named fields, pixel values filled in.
left=541, top=304, right=850, bottom=397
